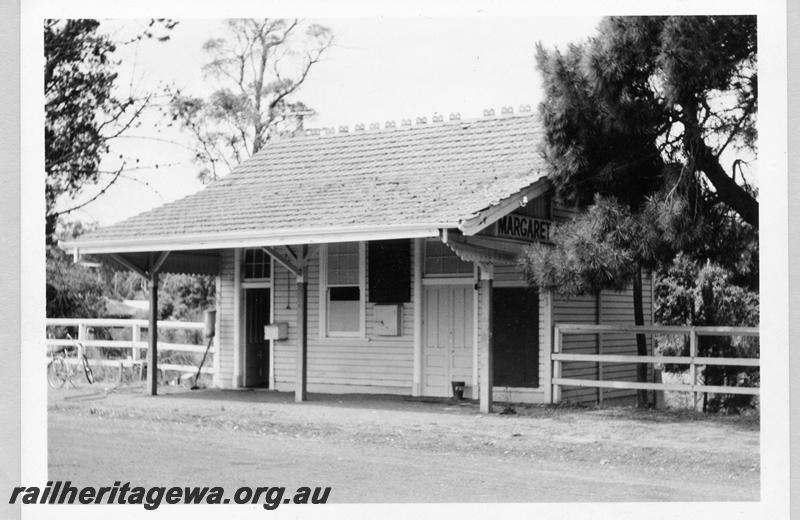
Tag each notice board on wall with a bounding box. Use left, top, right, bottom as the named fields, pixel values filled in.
left=368, top=239, right=411, bottom=304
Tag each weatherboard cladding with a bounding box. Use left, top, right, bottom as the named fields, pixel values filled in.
left=80, top=114, right=545, bottom=243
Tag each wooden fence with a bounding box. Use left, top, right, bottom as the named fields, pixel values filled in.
left=46, top=318, right=213, bottom=376
left=551, top=324, right=759, bottom=405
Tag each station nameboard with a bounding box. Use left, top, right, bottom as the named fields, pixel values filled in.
left=495, top=214, right=552, bottom=243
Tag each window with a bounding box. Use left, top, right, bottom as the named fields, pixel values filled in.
left=368, top=240, right=411, bottom=303
left=323, top=242, right=364, bottom=335
left=243, top=248, right=271, bottom=279
left=424, top=240, right=473, bottom=276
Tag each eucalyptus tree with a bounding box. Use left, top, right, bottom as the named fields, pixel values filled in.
left=170, top=19, right=334, bottom=182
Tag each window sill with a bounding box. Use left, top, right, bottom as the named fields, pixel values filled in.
left=317, top=335, right=371, bottom=345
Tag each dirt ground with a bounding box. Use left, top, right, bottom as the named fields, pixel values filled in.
left=48, top=383, right=760, bottom=502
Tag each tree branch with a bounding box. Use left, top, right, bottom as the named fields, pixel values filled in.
left=714, top=96, right=757, bottom=158
left=679, top=99, right=758, bottom=228
left=57, top=163, right=125, bottom=216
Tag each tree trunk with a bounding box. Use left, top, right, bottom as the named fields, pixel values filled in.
left=682, top=101, right=759, bottom=229
left=695, top=141, right=759, bottom=228
left=633, top=265, right=649, bottom=408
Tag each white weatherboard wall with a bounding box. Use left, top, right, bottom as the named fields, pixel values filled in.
left=546, top=203, right=654, bottom=405
left=272, top=242, right=416, bottom=394
left=598, top=279, right=654, bottom=402
left=211, top=197, right=653, bottom=401
left=554, top=274, right=654, bottom=405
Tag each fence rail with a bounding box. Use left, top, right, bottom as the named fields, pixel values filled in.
left=46, top=317, right=212, bottom=377
left=551, top=324, right=759, bottom=405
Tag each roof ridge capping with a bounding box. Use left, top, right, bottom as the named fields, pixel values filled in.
left=279, top=104, right=535, bottom=141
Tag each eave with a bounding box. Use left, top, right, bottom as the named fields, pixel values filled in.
left=458, top=178, right=551, bottom=236
left=63, top=223, right=448, bottom=256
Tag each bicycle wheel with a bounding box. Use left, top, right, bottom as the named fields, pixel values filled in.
left=81, top=355, right=95, bottom=384
left=47, top=357, right=66, bottom=389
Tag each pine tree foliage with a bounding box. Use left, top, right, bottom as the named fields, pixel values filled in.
left=524, top=16, right=758, bottom=408
left=521, top=197, right=642, bottom=296
left=521, top=193, right=757, bottom=298
left=526, top=14, right=759, bottom=294
left=535, top=16, right=757, bottom=226
left=526, top=15, right=759, bottom=297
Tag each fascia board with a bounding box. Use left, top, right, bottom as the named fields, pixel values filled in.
left=64, top=224, right=448, bottom=255
left=459, top=178, right=552, bottom=236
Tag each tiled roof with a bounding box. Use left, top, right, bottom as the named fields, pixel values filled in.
left=74, top=113, right=546, bottom=249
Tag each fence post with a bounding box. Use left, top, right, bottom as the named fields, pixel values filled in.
left=689, top=327, right=698, bottom=410
left=131, top=323, right=141, bottom=361
left=552, top=325, right=562, bottom=404
left=78, top=322, right=88, bottom=343
left=597, top=332, right=603, bottom=406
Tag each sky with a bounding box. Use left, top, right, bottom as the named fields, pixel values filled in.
left=58, top=17, right=605, bottom=227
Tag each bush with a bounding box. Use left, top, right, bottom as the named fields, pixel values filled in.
left=46, top=246, right=106, bottom=318
left=655, top=254, right=759, bottom=413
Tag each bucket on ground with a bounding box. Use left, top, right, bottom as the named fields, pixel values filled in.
left=451, top=381, right=465, bottom=400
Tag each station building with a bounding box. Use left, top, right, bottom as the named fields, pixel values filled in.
left=66, top=110, right=652, bottom=411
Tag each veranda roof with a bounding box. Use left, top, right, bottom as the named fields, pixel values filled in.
left=65, top=112, right=548, bottom=255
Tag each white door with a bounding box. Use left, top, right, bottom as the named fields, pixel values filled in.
left=423, top=285, right=474, bottom=397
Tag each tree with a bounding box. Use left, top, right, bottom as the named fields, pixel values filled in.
left=524, top=16, right=758, bottom=407
left=46, top=222, right=106, bottom=318
left=46, top=248, right=106, bottom=319
left=655, top=255, right=759, bottom=413
left=521, top=196, right=663, bottom=406
left=47, top=218, right=216, bottom=323
left=158, top=274, right=216, bottom=321
left=536, top=16, right=757, bottom=227
left=522, top=192, right=757, bottom=407
left=170, top=19, right=333, bottom=182
left=44, top=19, right=177, bottom=244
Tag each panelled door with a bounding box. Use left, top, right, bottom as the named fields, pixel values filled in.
left=422, top=285, right=474, bottom=397
left=244, top=288, right=270, bottom=388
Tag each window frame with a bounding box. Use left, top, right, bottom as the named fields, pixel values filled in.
left=241, top=248, right=272, bottom=281
left=319, top=241, right=366, bottom=338
left=422, top=238, right=474, bottom=277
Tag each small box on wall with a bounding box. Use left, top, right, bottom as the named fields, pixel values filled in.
left=374, top=304, right=401, bottom=336
left=264, top=322, right=289, bottom=340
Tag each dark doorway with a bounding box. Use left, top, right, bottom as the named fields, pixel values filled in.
left=492, top=287, right=539, bottom=388
left=244, top=288, right=270, bottom=387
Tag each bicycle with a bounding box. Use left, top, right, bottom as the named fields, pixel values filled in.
left=47, top=333, right=95, bottom=388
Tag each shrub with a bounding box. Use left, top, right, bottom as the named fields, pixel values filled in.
left=655, top=254, right=759, bottom=413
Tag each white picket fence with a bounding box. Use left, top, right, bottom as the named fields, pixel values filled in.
left=46, top=318, right=213, bottom=376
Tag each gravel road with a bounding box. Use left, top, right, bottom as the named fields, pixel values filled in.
left=48, top=386, right=760, bottom=502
